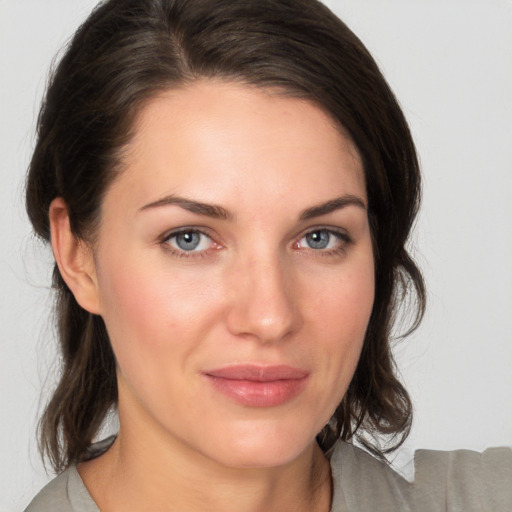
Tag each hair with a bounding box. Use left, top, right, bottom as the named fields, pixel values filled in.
left=26, top=0, right=425, bottom=472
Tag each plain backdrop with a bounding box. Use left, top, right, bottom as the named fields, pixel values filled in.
left=1, top=0, right=511, bottom=510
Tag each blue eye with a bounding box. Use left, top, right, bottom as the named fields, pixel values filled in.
left=175, top=231, right=200, bottom=250
left=305, top=230, right=331, bottom=249
left=299, top=229, right=346, bottom=251
left=166, top=230, right=212, bottom=252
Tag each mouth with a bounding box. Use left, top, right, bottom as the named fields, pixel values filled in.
left=203, top=365, right=309, bottom=407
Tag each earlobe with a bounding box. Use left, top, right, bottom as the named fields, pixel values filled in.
left=49, top=197, right=102, bottom=315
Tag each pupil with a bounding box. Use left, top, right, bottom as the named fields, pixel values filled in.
left=176, top=232, right=200, bottom=250
left=307, top=230, right=329, bottom=249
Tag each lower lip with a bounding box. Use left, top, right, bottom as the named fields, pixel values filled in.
left=204, top=375, right=308, bottom=407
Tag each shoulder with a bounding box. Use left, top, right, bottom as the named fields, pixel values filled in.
left=413, top=446, right=512, bottom=511
left=330, top=441, right=412, bottom=512
left=24, top=465, right=99, bottom=512
left=329, top=442, right=512, bottom=512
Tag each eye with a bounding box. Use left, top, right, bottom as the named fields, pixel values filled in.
left=164, top=229, right=213, bottom=253
left=297, top=228, right=349, bottom=251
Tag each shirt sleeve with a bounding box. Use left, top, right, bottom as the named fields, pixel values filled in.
left=413, top=446, right=512, bottom=512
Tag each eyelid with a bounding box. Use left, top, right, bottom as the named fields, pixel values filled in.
left=158, top=225, right=352, bottom=259
left=160, top=225, right=214, bottom=242
left=159, top=226, right=220, bottom=258
left=294, top=226, right=353, bottom=252
left=297, top=225, right=351, bottom=241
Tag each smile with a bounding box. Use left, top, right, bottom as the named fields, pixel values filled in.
left=203, top=365, right=309, bottom=407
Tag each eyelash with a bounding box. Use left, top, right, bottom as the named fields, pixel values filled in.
left=296, top=227, right=353, bottom=257
left=159, top=226, right=352, bottom=259
left=160, top=228, right=217, bottom=259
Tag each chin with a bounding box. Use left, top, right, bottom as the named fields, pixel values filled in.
left=202, top=420, right=320, bottom=469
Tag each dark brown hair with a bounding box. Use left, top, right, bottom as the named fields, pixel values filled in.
left=26, top=0, right=425, bottom=472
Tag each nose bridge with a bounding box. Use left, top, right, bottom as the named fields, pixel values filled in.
left=226, top=247, right=300, bottom=343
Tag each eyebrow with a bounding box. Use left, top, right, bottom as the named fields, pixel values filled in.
left=139, top=195, right=233, bottom=220
left=299, top=194, right=367, bottom=220
left=139, top=193, right=366, bottom=221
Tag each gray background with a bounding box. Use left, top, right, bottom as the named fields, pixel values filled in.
left=1, top=0, right=511, bottom=510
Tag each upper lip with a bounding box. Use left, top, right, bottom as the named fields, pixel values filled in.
left=204, top=365, right=309, bottom=381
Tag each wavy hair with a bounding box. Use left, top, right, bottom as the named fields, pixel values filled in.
left=26, top=0, right=425, bottom=472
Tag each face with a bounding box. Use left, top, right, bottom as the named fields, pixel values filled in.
left=90, top=81, right=374, bottom=469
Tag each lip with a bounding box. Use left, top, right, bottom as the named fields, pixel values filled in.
left=203, top=365, right=309, bottom=407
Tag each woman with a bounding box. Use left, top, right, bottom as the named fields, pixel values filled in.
left=23, top=0, right=511, bottom=511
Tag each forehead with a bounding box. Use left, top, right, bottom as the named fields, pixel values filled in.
left=109, top=80, right=366, bottom=215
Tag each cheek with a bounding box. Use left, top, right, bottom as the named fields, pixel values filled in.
left=310, top=259, right=375, bottom=339
left=307, top=258, right=375, bottom=384
left=94, top=257, right=227, bottom=424
left=95, top=254, right=220, bottom=365
left=292, top=261, right=374, bottom=434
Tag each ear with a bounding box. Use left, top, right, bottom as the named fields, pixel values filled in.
left=49, top=197, right=102, bottom=315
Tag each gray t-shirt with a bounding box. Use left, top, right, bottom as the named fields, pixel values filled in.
left=24, top=441, right=512, bottom=511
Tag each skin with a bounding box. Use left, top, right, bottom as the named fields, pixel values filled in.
left=50, top=81, right=375, bottom=512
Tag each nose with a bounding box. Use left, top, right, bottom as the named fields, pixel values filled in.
left=225, top=252, right=302, bottom=344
